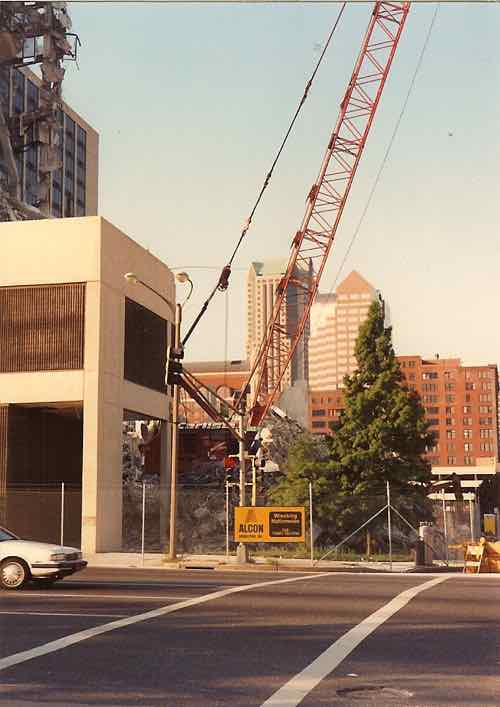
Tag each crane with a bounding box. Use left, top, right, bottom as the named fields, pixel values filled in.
left=170, top=2, right=410, bottom=438
left=245, top=1, right=410, bottom=425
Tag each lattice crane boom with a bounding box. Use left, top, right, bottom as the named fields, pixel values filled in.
left=245, top=1, right=410, bottom=426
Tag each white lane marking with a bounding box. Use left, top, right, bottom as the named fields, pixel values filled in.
left=9, top=593, right=196, bottom=601
left=0, top=572, right=331, bottom=671
left=0, top=611, right=127, bottom=618
left=261, top=575, right=449, bottom=707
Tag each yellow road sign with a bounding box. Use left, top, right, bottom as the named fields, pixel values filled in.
left=234, top=506, right=305, bottom=543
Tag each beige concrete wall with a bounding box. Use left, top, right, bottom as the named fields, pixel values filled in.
left=0, top=217, right=174, bottom=553
left=0, top=371, right=84, bottom=405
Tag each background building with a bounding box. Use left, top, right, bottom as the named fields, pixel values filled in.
left=307, top=271, right=379, bottom=434
left=308, top=271, right=379, bottom=391
left=0, top=217, right=173, bottom=552
left=246, top=259, right=311, bottom=388
left=180, top=359, right=251, bottom=425
left=0, top=66, right=98, bottom=218
left=399, top=356, right=499, bottom=468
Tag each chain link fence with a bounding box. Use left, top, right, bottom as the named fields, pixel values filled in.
left=1, top=484, right=82, bottom=548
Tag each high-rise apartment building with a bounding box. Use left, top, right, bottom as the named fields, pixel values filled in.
left=308, top=271, right=379, bottom=391
left=0, top=66, right=98, bottom=218
left=246, top=260, right=310, bottom=387
left=309, top=354, right=500, bottom=472
left=399, top=356, right=499, bottom=468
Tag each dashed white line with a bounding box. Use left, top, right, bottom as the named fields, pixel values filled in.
left=260, top=575, right=449, bottom=707
left=9, top=593, right=196, bottom=601
left=0, top=611, right=126, bottom=618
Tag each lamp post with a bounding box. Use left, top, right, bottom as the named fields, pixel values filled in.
left=124, top=270, right=193, bottom=561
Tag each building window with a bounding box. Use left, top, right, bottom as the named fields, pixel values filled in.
left=312, top=409, right=326, bottom=417
left=423, top=395, right=438, bottom=403
left=446, top=430, right=456, bottom=439
left=422, top=372, right=438, bottom=379
left=427, top=418, right=439, bottom=427
left=447, top=456, right=456, bottom=465
left=464, top=443, right=473, bottom=452
left=464, top=456, right=474, bottom=466
left=480, top=429, right=495, bottom=438
left=408, top=361, right=416, bottom=368
left=463, top=429, right=472, bottom=438
left=425, top=407, right=439, bottom=415
left=445, top=395, right=455, bottom=403
left=444, top=383, right=455, bottom=392
left=463, top=417, right=473, bottom=426
left=479, top=406, right=493, bottom=414
left=480, top=442, right=494, bottom=452
left=312, top=421, right=326, bottom=429
left=447, top=443, right=455, bottom=452
left=446, top=418, right=456, bottom=426
left=479, top=417, right=493, bottom=426
left=408, top=373, right=415, bottom=381
left=479, top=394, right=492, bottom=402
left=423, top=383, right=437, bottom=392
left=463, top=406, right=472, bottom=414
left=465, top=382, right=475, bottom=391
left=446, top=407, right=455, bottom=415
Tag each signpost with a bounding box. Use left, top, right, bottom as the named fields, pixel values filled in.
left=234, top=507, right=305, bottom=543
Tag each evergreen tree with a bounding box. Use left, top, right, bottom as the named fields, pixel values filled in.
left=271, top=299, right=434, bottom=543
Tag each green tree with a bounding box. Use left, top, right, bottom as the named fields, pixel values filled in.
left=271, top=299, right=434, bottom=544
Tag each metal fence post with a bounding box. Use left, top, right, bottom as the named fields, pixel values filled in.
left=60, top=481, right=65, bottom=546
left=469, top=497, right=475, bottom=542
left=309, top=482, right=314, bottom=565
left=141, top=482, right=146, bottom=567
left=386, top=481, right=392, bottom=572
left=225, top=480, right=230, bottom=558
left=442, top=489, right=449, bottom=563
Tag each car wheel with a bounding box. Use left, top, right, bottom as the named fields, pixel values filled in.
left=0, top=558, right=30, bottom=590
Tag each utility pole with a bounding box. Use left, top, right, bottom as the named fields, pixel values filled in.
left=236, top=411, right=249, bottom=563
left=167, top=303, right=182, bottom=561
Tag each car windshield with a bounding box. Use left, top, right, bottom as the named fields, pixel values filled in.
left=0, top=527, right=19, bottom=541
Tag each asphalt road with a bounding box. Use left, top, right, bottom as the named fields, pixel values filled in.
left=0, top=567, right=498, bottom=706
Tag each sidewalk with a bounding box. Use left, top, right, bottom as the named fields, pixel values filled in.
left=84, top=552, right=417, bottom=573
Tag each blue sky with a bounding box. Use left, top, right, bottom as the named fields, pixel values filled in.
left=65, top=2, right=500, bottom=365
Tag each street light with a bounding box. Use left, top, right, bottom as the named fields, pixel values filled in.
left=124, top=270, right=193, bottom=561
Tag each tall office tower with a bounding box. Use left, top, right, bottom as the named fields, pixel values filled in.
left=308, top=271, right=379, bottom=392
left=0, top=66, right=98, bottom=220
left=246, top=259, right=311, bottom=388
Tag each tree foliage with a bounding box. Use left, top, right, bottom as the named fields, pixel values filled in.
left=270, top=299, right=434, bottom=544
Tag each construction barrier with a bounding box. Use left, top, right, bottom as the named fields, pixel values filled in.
left=463, top=538, right=500, bottom=574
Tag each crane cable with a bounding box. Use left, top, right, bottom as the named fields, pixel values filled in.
left=182, top=1, right=347, bottom=347
left=328, top=2, right=440, bottom=295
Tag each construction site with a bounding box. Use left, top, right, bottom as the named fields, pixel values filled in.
left=0, top=1, right=499, bottom=571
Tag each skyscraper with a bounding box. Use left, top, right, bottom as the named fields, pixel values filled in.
left=308, top=271, right=379, bottom=391
left=0, top=66, right=98, bottom=219
left=246, top=259, right=310, bottom=388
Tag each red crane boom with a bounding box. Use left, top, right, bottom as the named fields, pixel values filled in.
left=246, top=1, right=410, bottom=426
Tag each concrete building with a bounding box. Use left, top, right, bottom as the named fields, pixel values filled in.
left=308, top=271, right=379, bottom=392
left=246, top=260, right=310, bottom=387
left=0, top=66, right=98, bottom=218
left=0, top=217, right=174, bottom=552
